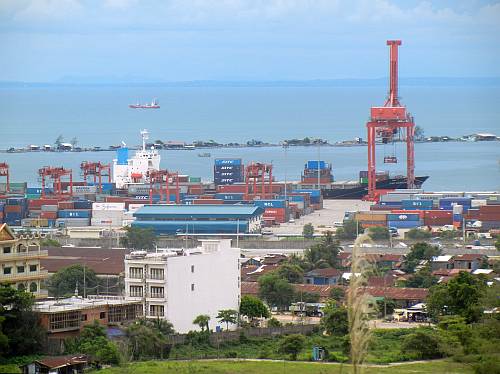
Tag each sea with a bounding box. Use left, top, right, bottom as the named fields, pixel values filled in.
left=1, top=84, right=499, bottom=190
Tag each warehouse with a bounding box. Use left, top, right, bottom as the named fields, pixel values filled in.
left=132, top=204, right=264, bottom=235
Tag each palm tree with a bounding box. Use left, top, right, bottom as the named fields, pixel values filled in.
left=193, top=314, right=210, bottom=332
left=216, top=309, right=238, bottom=330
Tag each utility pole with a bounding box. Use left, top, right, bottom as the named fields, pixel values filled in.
left=83, top=264, right=86, bottom=298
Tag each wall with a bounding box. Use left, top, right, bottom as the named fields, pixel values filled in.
left=166, top=245, right=240, bottom=333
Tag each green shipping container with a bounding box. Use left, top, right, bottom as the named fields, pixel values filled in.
left=26, top=194, right=41, bottom=199
left=189, top=177, right=202, bottom=183
left=360, top=177, right=368, bottom=184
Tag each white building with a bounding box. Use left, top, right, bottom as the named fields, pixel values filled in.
left=124, top=239, right=240, bottom=333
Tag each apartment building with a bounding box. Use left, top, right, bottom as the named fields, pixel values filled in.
left=0, top=223, right=48, bottom=298
left=124, top=239, right=240, bottom=333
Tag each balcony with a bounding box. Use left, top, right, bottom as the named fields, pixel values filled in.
left=126, top=273, right=144, bottom=280
left=0, top=270, right=49, bottom=282
left=129, top=292, right=144, bottom=298
left=149, top=293, right=165, bottom=299
left=0, top=250, right=48, bottom=261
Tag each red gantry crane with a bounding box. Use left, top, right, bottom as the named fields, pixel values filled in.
left=148, top=170, right=180, bottom=205
left=80, top=161, right=111, bottom=193
left=366, top=40, right=415, bottom=200
left=245, top=162, right=273, bottom=200
left=38, top=166, right=73, bottom=198
left=0, top=163, right=9, bottom=193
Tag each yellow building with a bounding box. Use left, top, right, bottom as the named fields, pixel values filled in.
left=0, top=223, right=48, bottom=298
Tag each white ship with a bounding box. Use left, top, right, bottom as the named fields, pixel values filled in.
left=112, top=129, right=161, bottom=189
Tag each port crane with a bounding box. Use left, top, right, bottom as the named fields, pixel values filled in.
left=0, top=163, right=10, bottom=193
left=148, top=170, right=180, bottom=205
left=245, top=162, right=273, bottom=200
left=38, top=166, right=73, bottom=198
left=366, top=40, right=415, bottom=200
left=80, top=161, right=111, bottom=193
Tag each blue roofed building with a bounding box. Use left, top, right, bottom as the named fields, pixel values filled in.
left=132, top=204, right=264, bottom=235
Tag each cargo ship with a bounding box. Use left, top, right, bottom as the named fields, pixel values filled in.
left=298, top=161, right=429, bottom=199
left=129, top=98, right=160, bottom=109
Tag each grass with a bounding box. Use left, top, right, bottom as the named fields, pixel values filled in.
left=96, top=359, right=474, bottom=374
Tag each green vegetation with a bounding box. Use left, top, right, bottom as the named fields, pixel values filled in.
left=216, top=309, right=238, bottom=331
left=335, top=219, right=359, bottom=240
left=403, top=242, right=441, bottom=273
left=125, top=319, right=173, bottom=360
left=366, top=226, right=390, bottom=240
left=275, top=263, right=304, bottom=283
left=65, top=321, right=121, bottom=365
left=193, top=315, right=211, bottom=332
left=302, top=223, right=314, bottom=238
left=47, top=264, right=99, bottom=297
left=287, top=231, right=342, bottom=272
left=279, top=334, right=306, bottom=360
left=93, top=358, right=474, bottom=374
left=239, top=296, right=270, bottom=323
left=258, top=273, right=295, bottom=310
left=0, top=285, right=44, bottom=357
left=121, top=226, right=156, bottom=250
left=40, top=238, right=61, bottom=247
left=402, top=265, right=437, bottom=288
left=321, top=301, right=348, bottom=336
left=406, top=228, right=432, bottom=240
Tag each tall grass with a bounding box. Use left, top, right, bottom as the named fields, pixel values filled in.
left=347, top=234, right=375, bottom=374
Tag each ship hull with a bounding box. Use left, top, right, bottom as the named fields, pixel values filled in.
left=321, top=176, right=429, bottom=199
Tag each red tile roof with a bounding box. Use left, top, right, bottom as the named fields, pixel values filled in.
left=41, top=247, right=127, bottom=276
left=240, top=264, right=279, bottom=282
left=379, top=254, right=405, bottom=262
left=453, top=254, right=486, bottom=261
left=366, top=276, right=396, bottom=287
left=33, top=355, right=88, bottom=369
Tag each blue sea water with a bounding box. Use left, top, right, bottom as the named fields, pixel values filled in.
left=1, top=84, right=499, bottom=190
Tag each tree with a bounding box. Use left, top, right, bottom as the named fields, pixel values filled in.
left=193, top=314, right=210, bottom=332
left=121, top=226, right=156, bottom=250
left=335, top=219, right=359, bottom=240
left=302, top=223, right=314, bottom=238
left=258, top=273, right=295, bottom=310
left=239, top=295, right=270, bottom=322
left=403, top=265, right=438, bottom=288
left=406, top=228, right=432, bottom=240
left=401, top=329, right=444, bottom=359
left=40, top=238, right=61, bottom=247
left=320, top=301, right=348, bottom=336
left=279, top=334, right=305, bottom=360
left=367, top=227, right=389, bottom=240
left=298, top=292, right=320, bottom=303
left=267, top=317, right=282, bottom=327
left=125, top=320, right=170, bottom=360
left=276, top=263, right=304, bottom=284
left=217, top=309, right=238, bottom=330
left=0, top=285, right=44, bottom=357
left=403, top=242, right=441, bottom=273
left=329, top=287, right=345, bottom=302
left=47, top=264, right=99, bottom=297
left=303, top=231, right=342, bottom=269
left=427, top=271, right=487, bottom=323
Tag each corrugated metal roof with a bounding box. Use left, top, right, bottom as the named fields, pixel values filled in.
left=134, top=204, right=264, bottom=218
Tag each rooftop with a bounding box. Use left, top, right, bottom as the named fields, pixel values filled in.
left=134, top=204, right=264, bottom=219
left=305, top=268, right=342, bottom=278
left=34, top=296, right=139, bottom=313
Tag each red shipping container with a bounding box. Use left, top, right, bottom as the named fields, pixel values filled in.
left=188, top=186, right=204, bottom=195
left=28, top=198, right=60, bottom=209
left=424, top=210, right=453, bottom=218
left=5, top=205, right=22, bottom=213
left=106, top=196, right=128, bottom=202
left=301, top=178, right=332, bottom=184
left=479, top=205, right=500, bottom=213
left=217, top=185, right=246, bottom=193
left=192, top=199, right=223, bottom=204
left=40, top=211, right=57, bottom=219
left=424, top=217, right=453, bottom=226
left=478, top=214, right=500, bottom=221
left=58, top=201, right=75, bottom=210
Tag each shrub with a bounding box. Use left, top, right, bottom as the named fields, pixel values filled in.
left=224, top=351, right=238, bottom=358
left=472, top=355, right=500, bottom=374
left=406, top=228, right=431, bottom=240
left=401, top=329, right=445, bottom=359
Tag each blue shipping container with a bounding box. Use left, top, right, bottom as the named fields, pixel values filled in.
left=6, top=197, right=26, bottom=206
left=294, top=189, right=321, bottom=198
left=57, top=210, right=91, bottom=218
left=387, top=220, right=423, bottom=229
left=380, top=201, right=403, bottom=207
left=253, top=200, right=287, bottom=209
left=453, top=214, right=463, bottom=222
left=306, top=161, right=326, bottom=170
left=279, top=195, right=306, bottom=202
left=214, top=159, right=242, bottom=166
left=402, top=199, right=434, bottom=210
left=73, top=200, right=93, bottom=209
left=387, top=213, right=421, bottom=221
left=26, top=187, right=54, bottom=194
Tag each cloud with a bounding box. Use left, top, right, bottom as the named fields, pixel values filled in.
left=13, top=0, right=83, bottom=22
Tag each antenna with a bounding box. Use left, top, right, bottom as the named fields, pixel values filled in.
left=140, top=129, right=149, bottom=151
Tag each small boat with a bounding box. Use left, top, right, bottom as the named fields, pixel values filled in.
left=198, top=153, right=211, bottom=157
left=129, top=98, right=160, bottom=109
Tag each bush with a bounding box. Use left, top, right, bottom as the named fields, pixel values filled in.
left=367, top=226, right=390, bottom=240
left=224, top=351, right=238, bottom=358
left=267, top=317, right=282, bottom=328
left=406, top=228, right=432, bottom=240
left=472, top=355, right=500, bottom=374
left=303, top=224, right=314, bottom=239
left=401, top=329, right=445, bottom=359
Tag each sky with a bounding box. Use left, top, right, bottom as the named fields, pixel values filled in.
left=1, top=0, right=500, bottom=82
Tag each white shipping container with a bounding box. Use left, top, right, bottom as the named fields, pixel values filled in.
left=68, top=185, right=97, bottom=194
left=471, top=199, right=488, bottom=208
left=91, top=217, right=123, bottom=226
left=56, top=218, right=90, bottom=227
left=92, top=202, right=126, bottom=211
left=128, top=204, right=145, bottom=212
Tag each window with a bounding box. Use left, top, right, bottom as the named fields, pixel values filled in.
left=191, top=265, right=195, bottom=273
left=81, top=314, right=88, bottom=321
left=3, top=267, right=11, bottom=275
left=129, top=285, right=143, bottom=297
left=17, top=266, right=25, bottom=273
left=150, top=286, right=164, bottom=298
left=150, top=268, right=164, bottom=280
left=29, top=282, right=37, bottom=292
left=191, top=283, right=195, bottom=291
left=129, top=267, right=143, bottom=279
left=3, top=247, right=11, bottom=254
left=17, top=283, right=26, bottom=291
left=149, top=304, right=164, bottom=317
left=99, top=312, right=106, bottom=319
left=29, top=264, right=37, bottom=272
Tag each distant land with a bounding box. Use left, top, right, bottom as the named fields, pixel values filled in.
left=1, top=77, right=500, bottom=87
